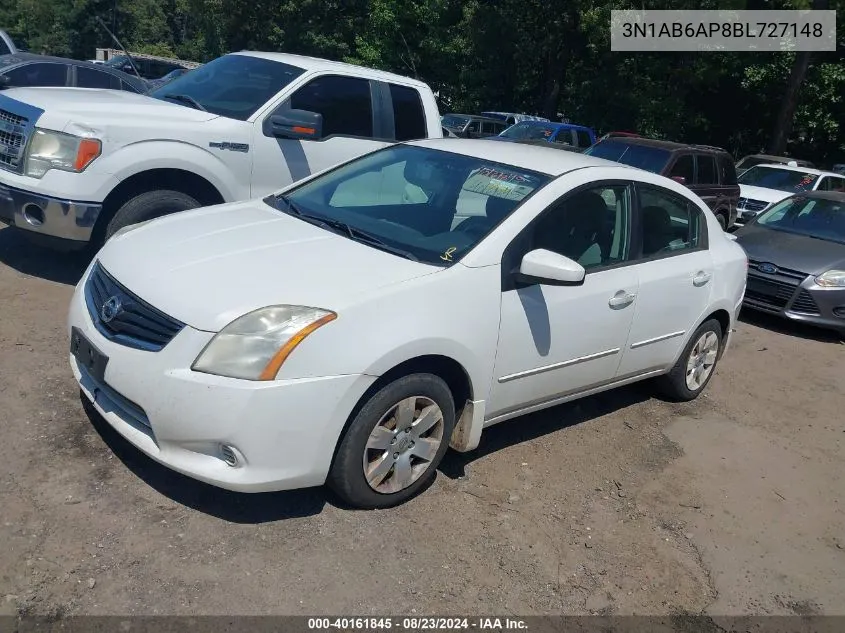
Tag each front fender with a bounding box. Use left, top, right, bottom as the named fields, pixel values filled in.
left=98, top=140, right=244, bottom=202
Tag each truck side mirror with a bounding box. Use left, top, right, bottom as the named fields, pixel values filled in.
left=267, top=110, right=324, bottom=141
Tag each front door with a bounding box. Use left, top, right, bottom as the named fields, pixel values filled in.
left=616, top=184, right=714, bottom=377
left=251, top=74, right=389, bottom=197
left=487, top=182, right=639, bottom=419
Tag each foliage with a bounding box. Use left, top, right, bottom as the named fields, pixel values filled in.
left=1, top=0, right=843, bottom=163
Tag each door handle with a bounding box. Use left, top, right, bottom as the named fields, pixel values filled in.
left=608, top=291, right=636, bottom=309
left=693, top=271, right=712, bottom=287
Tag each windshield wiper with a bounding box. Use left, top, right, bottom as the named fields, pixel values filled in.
left=274, top=195, right=419, bottom=262
left=161, top=93, right=207, bottom=111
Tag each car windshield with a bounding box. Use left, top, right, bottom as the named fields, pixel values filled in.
left=756, top=196, right=845, bottom=244
left=738, top=166, right=819, bottom=193
left=441, top=115, right=470, bottom=128
left=584, top=141, right=671, bottom=173
left=500, top=123, right=558, bottom=140
left=149, top=54, right=305, bottom=120
left=270, top=144, right=551, bottom=266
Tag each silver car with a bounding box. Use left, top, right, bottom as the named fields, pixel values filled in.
left=734, top=191, right=845, bottom=335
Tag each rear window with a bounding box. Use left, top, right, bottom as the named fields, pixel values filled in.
left=390, top=84, right=426, bottom=141
left=585, top=141, right=671, bottom=174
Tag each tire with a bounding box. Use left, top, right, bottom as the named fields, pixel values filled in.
left=104, top=190, right=201, bottom=241
left=654, top=319, right=723, bottom=402
left=715, top=212, right=728, bottom=231
left=328, top=373, right=456, bottom=509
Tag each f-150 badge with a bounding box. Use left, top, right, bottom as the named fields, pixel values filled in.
left=209, top=141, right=250, bottom=153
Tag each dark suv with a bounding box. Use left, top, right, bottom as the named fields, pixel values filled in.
left=585, top=137, right=740, bottom=229
left=440, top=114, right=508, bottom=139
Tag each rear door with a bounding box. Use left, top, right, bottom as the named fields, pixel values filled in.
left=692, top=153, right=720, bottom=211
left=616, top=183, right=714, bottom=378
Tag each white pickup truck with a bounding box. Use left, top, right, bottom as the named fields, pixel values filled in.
left=0, top=51, right=442, bottom=249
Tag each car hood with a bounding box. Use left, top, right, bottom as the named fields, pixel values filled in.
left=2, top=87, right=219, bottom=129
left=734, top=223, right=845, bottom=275
left=738, top=184, right=792, bottom=204
left=96, top=200, right=440, bottom=331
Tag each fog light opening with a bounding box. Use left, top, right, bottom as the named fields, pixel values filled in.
left=832, top=307, right=845, bottom=319
left=22, top=203, right=45, bottom=227
left=219, top=444, right=239, bottom=467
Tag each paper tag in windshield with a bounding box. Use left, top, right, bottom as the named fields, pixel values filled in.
left=462, top=167, right=539, bottom=201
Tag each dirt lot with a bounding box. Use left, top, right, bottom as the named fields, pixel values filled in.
left=0, top=224, right=843, bottom=618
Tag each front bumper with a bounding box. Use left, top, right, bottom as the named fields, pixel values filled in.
left=742, top=273, right=845, bottom=333
left=0, top=181, right=102, bottom=243
left=68, top=275, right=377, bottom=492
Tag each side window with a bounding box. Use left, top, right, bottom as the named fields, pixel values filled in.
left=5, top=63, right=68, bottom=87
left=481, top=121, right=496, bottom=135
left=696, top=154, right=717, bottom=184
left=830, top=177, right=845, bottom=192
left=669, top=155, right=694, bottom=182
left=0, top=39, right=10, bottom=55
left=638, top=186, right=706, bottom=258
left=329, top=161, right=428, bottom=207
left=389, top=84, right=425, bottom=141
left=76, top=66, right=120, bottom=89
left=466, top=121, right=480, bottom=134
left=495, top=123, right=507, bottom=134
left=290, top=75, right=373, bottom=138
left=553, top=130, right=573, bottom=146
left=718, top=155, right=737, bottom=185
left=576, top=129, right=592, bottom=148
left=527, top=184, right=632, bottom=270
left=817, top=177, right=830, bottom=191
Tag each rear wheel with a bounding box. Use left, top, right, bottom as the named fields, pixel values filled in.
left=328, top=374, right=455, bottom=509
left=655, top=319, right=723, bottom=402
left=105, top=190, right=201, bottom=241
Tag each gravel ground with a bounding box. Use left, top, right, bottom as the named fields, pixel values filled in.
left=0, top=224, right=843, bottom=618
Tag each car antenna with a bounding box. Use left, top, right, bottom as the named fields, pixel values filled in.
left=96, top=16, right=143, bottom=80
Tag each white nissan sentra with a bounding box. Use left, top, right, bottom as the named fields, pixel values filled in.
left=68, top=139, right=747, bottom=508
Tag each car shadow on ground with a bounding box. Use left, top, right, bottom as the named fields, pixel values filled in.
left=738, top=308, right=843, bottom=344
left=439, top=385, right=650, bottom=479
left=0, top=227, right=92, bottom=285
left=81, top=395, right=329, bottom=523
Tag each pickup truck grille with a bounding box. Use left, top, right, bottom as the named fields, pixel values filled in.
left=737, top=197, right=768, bottom=212
left=85, top=262, right=185, bottom=351
left=0, top=106, right=31, bottom=173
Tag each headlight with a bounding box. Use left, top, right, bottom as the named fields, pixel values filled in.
left=25, top=128, right=102, bottom=178
left=815, top=270, right=845, bottom=288
left=192, top=306, right=336, bottom=380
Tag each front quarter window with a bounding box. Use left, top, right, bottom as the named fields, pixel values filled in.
left=149, top=54, right=305, bottom=120
left=271, top=145, right=551, bottom=265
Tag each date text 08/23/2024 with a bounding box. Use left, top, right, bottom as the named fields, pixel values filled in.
left=307, top=618, right=529, bottom=630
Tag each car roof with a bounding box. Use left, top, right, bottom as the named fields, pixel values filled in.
left=233, top=51, right=429, bottom=88
left=599, top=136, right=729, bottom=154
left=0, top=52, right=147, bottom=88
left=746, top=163, right=840, bottom=177
left=406, top=138, right=627, bottom=176
left=740, top=153, right=812, bottom=163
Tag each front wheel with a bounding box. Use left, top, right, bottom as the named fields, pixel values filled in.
left=105, top=190, right=201, bottom=241
left=328, top=374, right=455, bottom=509
left=654, top=319, right=723, bottom=401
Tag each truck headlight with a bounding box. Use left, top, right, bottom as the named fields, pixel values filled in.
left=815, top=270, right=845, bottom=288
left=192, top=306, right=336, bottom=380
left=25, top=129, right=102, bottom=178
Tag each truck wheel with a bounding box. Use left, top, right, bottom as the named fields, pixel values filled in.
left=328, top=373, right=455, bottom=509
left=105, top=190, right=200, bottom=240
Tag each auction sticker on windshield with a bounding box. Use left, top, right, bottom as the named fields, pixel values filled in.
left=463, top=167, right=541, bottom=201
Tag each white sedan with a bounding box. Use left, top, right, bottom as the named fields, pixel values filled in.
left=68, top=139, right=747, bottom=508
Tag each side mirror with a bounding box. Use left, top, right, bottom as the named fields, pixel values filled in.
left=671, top=175, right=687, bottom=185
left=515, top=249, right=586, bottom=286
left=267, top=109, right=323, bottom=140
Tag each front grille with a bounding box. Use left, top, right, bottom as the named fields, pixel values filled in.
left=0, top=108, right=27, bottom=127
left=738, top=197, right=768, bottom=212
left=745, top=275, right=796, bottom=310
left=748, top=259, right=809, bottom=283
left=0, top=107, right=29, bottom=172
left=85, top=262, right=184, bottom=351
left=789, top=290, right=820, bottom=315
